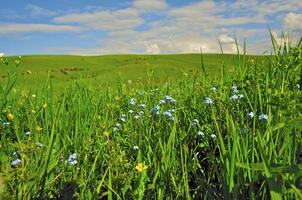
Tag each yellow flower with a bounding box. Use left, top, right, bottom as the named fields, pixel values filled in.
left=36, top=126, right=42, bottom=132
left=42, top=104, right=47, bottom=109
left=31, top=110, right=36, bottom=114
left=7, top=112, right=14, bottom=121
left=135, top=163, right=148, bottom=172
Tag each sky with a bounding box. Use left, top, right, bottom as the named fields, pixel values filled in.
left=0, top=0, right=301, bottom=55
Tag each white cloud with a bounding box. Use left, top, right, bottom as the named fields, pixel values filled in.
left=218, top=34, right=235, bottom=44
left=0, top=23, right=82, bottom=35
left=144, top=42, right=161, bottom=54
left=53, top=8, right=143, bottom=31
left=133, top=0, right=167, bottom=11
left=283, top=12, right=302, bottom=31
left=25, top=4, right=57, bottom=17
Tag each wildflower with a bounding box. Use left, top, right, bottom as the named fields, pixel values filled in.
left=163, top=111, right=174, bottom=121
left=31, top=110, right=36, bottom=114
left=129, top=98, right=137, bottom=106
left=3, top=122, right=10, bottom=126
left=211, top=86, right=217, bottom=92
left=128, top=110, right=134, bottom=114
left=159, top=99, right=166, bottom=105
left=232, top=85, right=239, bottom=93
left=133, top=145, right=139, bottom=150
left=35, top=142, right=43, bottom=148
left=66, top=153, right=77, bottom=165
left=25, top=131, right=30, bottom=136
left=168, top=109, right=175, bottom=113
left=120, top=114, right=126, bottom=123
left=36, top=126, right=42, bottom=132
left=210, top=134, right=216, bottom=140
left=32, top=94, right=36, bottom=98
left=139, top=111, right=144, bottom=115
left=259, top=114, right=268, bottom=121
left=165, top=95, right=176, bottom=104
left=297, top=84, right=300, bottom=89
left=7, top=112, right=14, bottom=121
left=197, top=131, right=204, bottom=137
left=191, top=119, right=199, bottom=127
left=11, top=159, right=22, bottom=168
left=42, top=104, right=47, bottom=109
left=140, top=104, right=146, bottom=109
left=135, top=163, right=148, bottom=172
left=204, top=97, right=213, bottom=105
left=247, top=112, right=254, bottom=119
left=134, top=115, right=140, bottom=120
left=151, top=105, right=160, bottom=115
left=238, top=94, right=244, bottom=99
left=113, top=123, right=121, bottom=131
left=230, top=95, right=238, bottom=100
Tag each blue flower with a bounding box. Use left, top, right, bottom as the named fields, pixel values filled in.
left=259, top=114, right=268, bottom=121
left=129, top=98, right=137, bottom=106
left=151, top=105, right=160, bottom=115
left=159, top=99, right=166, bottom=105
left=163, top=111, right=174, bottom=121
left=204, top=97, right=213, bottom=105
left=11, top=159, right=21, bottom=168
left=165, top=95, right=176, bottom=104
left=66, top=153, right=77, bottom=165
left=247, top=112, right=254, bottom=119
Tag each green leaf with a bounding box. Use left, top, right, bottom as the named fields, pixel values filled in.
left=287, top=117, right=302, bottom=129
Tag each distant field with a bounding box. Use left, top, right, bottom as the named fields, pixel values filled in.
left=0, top=54, right=268, bottom=91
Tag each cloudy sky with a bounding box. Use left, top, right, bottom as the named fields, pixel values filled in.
left=0, top=0, right=301, bottom=55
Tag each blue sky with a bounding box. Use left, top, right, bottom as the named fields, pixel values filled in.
left=0, top=0, right=301, bottom=55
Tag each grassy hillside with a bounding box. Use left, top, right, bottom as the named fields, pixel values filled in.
left=0, top=54, right=267, bottom=91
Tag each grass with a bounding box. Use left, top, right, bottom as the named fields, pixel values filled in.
left=0, top=54, right=267, bottom=92
left=0, top=36, right=301, bottom=199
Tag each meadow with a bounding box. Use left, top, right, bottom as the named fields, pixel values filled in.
left=0, top=37, right=301, bottom=199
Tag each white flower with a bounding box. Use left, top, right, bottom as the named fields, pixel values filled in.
left=197, top=131, right=204, bottom=137
left=11, top=159, right=22, bottom=168
left=129, top=98, right=137, bottom=106
left=134, top=115, right=140, bottom=120
left=66, top=153, right=77, bottom=165
left=247, top=112, right=254, bottom=119
left=232, top=85, right=239, bottom=93
left=210, top=134, right=216, bottom=140
left=204, top=97, right=213, bottom=105
left=133, top=145, right=139, bottom=150
left=211, top=86, right=217, bottom=92
left=259, top=114, right=268, bottom=121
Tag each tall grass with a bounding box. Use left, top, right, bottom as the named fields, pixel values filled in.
left=0, top=35, right=301, bottom=199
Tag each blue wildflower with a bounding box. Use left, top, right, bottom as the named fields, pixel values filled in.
left=66, top=153, right=77, bottom=165
left=163, top=111, right=174, bottom=121
left=165, top=95, right=176, bottom=104
left=11, top=159, right=21, bottom=168
left=159, top=99, right=166, bottom=105
left=151, top=105, right=160, bottom=115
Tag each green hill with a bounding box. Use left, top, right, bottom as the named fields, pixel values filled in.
left=0, top=54, right=267, bottom=91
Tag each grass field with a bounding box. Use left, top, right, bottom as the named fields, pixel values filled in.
left=0, top=38, right=301, bottom=199
left=0, top=54, right=267, bottom=91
